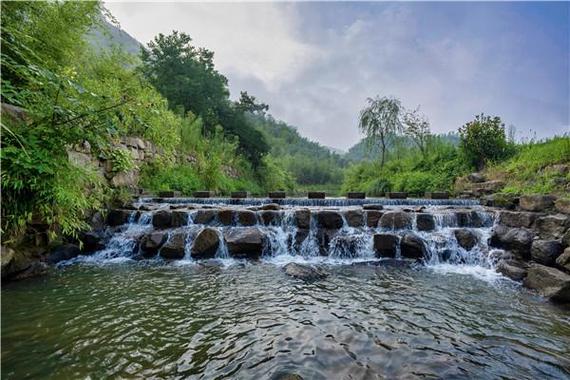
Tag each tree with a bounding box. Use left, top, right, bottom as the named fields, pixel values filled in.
left=358, top=96, right=402, bottom=168
left=140, top=31, right=269, bottom=166
left=236, top=91, right=269, bottom=115
left=402, top=107, right=431, bottom=157
left=459, top=113, right=508, bottom=170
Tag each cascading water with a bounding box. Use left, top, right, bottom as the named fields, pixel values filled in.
left=71, top=201, right=505, bottom=282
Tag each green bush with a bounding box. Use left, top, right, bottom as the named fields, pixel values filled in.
left=459, top=114, right=512, bottom=170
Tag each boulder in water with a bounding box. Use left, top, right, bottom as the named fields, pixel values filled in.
left=379, top=212, right=413, bottom=230
left=363, top=204, right=383, bottom=210
left=218, top=209, right=234, bottom=225
left=47, top=243, right=81, bottom=264
left=456, top=210, right=486, bottom=228
left=454, top=229, right=478, bottom=251
left=366, top=210, right=383, bottom=227
left=524, top=263, right=570, bottom=303
left=171, top=210, right=189, bottom=227
left=490, top=225, right=533, bottom=259
left=191, top=228, right=220, bottom=259
left=80, top=230, right=108, bottom=252
left=140, top=232, right=167, bottom=257
left=535, top=214, right=568, bottom=240
left=344, top=209, right=364, bottom=227
left=520, top=194, right=556, bottom=211
left=225, top=227, right=266, bottom=259
left=237, top=210, right=258, bottom=226
left=260, top=210, right=282, bottom=225
left=556, top=248, right=570, bottom=272
left=416, top=213, right=435, bottom=231
left=152, top=210, right=172, bottom=229
left=373, top=234, right=399, bottom=258
left=107, top=209, right=131, bottom=226
left=400, top=233, right=428, bottom=259
left=160, top=232, right=187, bottom=259
left=329, top=235, right=363, bottom=258
left=317, top=211, right=344, bottom=229
left=531, top=240, right=563, bottom=266
left=283, top=262, right=327, bottom=282
left=194, top=209, right=217, bottom=225
left=496, top=260, right=528, bottom=281
left=294, top=209, right=311, bottom=229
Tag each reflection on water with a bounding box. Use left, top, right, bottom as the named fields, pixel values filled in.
left=2, top=262, right=570, bottom=379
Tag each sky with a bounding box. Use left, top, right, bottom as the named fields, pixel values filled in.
left=106, top=1, right=569, bottom=151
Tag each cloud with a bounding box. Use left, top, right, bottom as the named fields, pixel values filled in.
left=105, top=2, right=569, bottom=150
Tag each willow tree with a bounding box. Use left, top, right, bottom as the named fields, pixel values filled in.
left=358, top=96, right=402, bottom=168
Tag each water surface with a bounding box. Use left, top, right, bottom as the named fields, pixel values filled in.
left=2, top=262, right=570, bottom=379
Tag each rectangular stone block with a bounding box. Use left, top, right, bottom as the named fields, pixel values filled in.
left=193, top=191, right=212, bottom=198
left=308, top=191, right=326, bottom=199
left=426, top=191, right=449, bottom=199
left=158, top=190, right=181, bottom=198
left=388, top=192, right=408, bottom=199
left=268, top=191, right=286, bottom=199
left=347, top=192, right=366, bottom=199
left=231, top=191, right=249, bottom=198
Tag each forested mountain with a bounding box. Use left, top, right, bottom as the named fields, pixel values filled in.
left=246, top=113, right=347, bottom=186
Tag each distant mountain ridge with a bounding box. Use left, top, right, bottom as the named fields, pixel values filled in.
left=86, top=18, right=142, bottom=56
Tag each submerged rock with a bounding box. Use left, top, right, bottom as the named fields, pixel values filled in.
left=454, top=229, right=478, bottom=251
left=283, top=262, right=327, bottom=282
left=531, top=240, right=563, bottom=266
left=224, top=227, right=266, bottom=259
left=260, top=203, right=281, bottom=211
left=400, top=233, right=428, bottom=259
left=524, top=263, right=570, bottom=303
left=379, top=212, right=413, bottom=230
left=373, top=233, right=399, bottom=258
left=191, top=228, right=220, bottom=259
left=159, top=232, right=187, bottom=259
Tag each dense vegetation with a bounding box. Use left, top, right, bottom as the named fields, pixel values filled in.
left=342, top=98, right=569, bottom=197
left=1, top=1, right=567, bottom=248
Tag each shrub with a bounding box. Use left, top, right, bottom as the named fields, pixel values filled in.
left=458, top=114, right=511, bottom=170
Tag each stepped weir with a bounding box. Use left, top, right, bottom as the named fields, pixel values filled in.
left=81, top=197, right=501, bottom=269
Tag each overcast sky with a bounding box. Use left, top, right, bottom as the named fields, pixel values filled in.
left=106, top=1, right=569, bottom=150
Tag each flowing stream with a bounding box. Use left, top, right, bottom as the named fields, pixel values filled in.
left=2, top=201, right=570, bottom=379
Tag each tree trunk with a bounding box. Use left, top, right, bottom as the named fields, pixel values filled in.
left=380, top=136, right=386, bottom=168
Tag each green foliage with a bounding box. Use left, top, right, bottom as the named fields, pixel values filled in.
left=342, top=136, right=470, bottom=195
left=247, top=113, right=347, bottom=187
left=459, top=114, right=513, bottom=170
left=358, top=96, right=403, bottom=167
left=105, top=147, right=135, bottom=173
left=494, top=136, right=570, bottom=195
left=140, top=31, right=269, bottom=166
